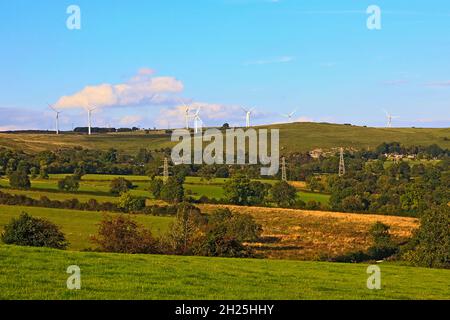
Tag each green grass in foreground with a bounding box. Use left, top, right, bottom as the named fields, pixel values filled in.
left=0, top=244, right=449, bottom=300
left=0, top=205, right=173, bottom=251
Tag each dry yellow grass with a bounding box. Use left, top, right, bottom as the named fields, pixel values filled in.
left=288, top=181, right=307, bottom=189
left=199, top=204, right=419, bottom=260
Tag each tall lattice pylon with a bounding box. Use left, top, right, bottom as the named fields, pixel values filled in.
left=163, top=157, right=169, bottom=183
left=281, top=156, right=287, bottom=181
left=338, top=147, right=346, bottom=177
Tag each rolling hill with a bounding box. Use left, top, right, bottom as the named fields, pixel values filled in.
left=0, top=122, right=448, bottom=154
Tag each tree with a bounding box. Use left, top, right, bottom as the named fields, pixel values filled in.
left=367, top=222, right=399, bottom=260
left=224, top=174, right=268, bottom=205
left=117, top=192, right=146, bottom=213
left=103, top=148, right=118, bottom=163
left=8, top=170, right=31, bottom=189
left=136, top=148, right=153, bottom=165
left=149, top=178, right=163, bottom=199
left=167, top=203, right=204, bottom=254
left=194, top=208, right=260, bottom=257
left=110, top=177, right=134, bottom=195
left=160, top=177, right=184, bottom=203
left=270, top=181, right=297, bottom=207
left=91, top=215, right=158, bottom=254
left=1, top=213, right=68, bottom=249
left=58, top=175, right=80, bottom=192
left=406, top=205, right=449, bottom=268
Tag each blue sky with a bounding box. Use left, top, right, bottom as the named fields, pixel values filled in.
left=0, top=0, right=449, bottom=130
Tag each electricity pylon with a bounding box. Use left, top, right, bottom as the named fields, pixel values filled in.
left=163, top=157, right=169, bottom=183
left=281, top=156, right=287, bottom=181
left=338, top=147, right=346, bottom=177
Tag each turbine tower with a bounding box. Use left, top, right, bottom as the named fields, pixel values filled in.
left=48, top=103, right=61, bottom=135
left=87, top=106, right=96, bottom=135
left=241, top=107, right=254, bottom=128
left=178, top=98, right=191, bottom=130
left=281, top=109, right=297, bottom=122
left=193, top=107, right=202, bottom=134
left=383, top=109, right=399, bottom=128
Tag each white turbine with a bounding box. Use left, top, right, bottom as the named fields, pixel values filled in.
left=87, top=106, right=97, bottom=135
left=48, top=103, right=61, bottom=135
left=178, top=98, right=191, bottom=129
left=241, top=107, right=254, bottom=128
left=383, top=109, right=399, bottom=128
left=193, top=107, right=202, bottom=134
left=281, top=109, right=297, bottom=122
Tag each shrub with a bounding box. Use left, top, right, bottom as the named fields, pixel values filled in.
left=91, top=215, right=158, bottom=254
left=110, top=178, right=134, bottom=195
left=1, top=212, right=68, bottom=249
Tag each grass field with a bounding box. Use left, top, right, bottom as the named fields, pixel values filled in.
left=1, top=122, right=448, bottom=154
left=0, top=205, right=172, bottom=251
left=199, top=204, right=418, bottom=260
left=0, top=244, right=449, bottom=300
left=0, top=174, right=330, bottom=205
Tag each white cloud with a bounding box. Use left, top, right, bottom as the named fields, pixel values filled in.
left=55, top=68, right=184, bottom=109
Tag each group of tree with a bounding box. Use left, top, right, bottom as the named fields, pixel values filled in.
left=92, top=204, right=261, bottom=258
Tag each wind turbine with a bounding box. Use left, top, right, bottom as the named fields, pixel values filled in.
left=383, top=109, right=399, bottom=128
left=87, top=106, right=97, bottom=135
left=241, top=107, right=254, bottom=128
left=193, top=107, right=202, bottom=134
left=281, top=109, right=297, bottom=122
left=178, top=98, right=191, bottom=129
left=48, top=103, right=61, bottom=135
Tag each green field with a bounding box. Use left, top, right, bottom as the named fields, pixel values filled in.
left=1, top=175, right=330, bottom=205
left=0, top=244, right=448, bottom=300
left=1, top=123, right=448, bottom=154
left=0, top=205, right=172, bottom=251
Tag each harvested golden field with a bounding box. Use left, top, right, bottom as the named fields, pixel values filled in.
left=199, top=204, right=419, bottom=260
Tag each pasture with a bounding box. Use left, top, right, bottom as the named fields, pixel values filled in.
left=199, top=204, right=419, bottom=260
left=0, top=205, right=172, bottom=251
left=0, top=174, right=331, bottom=205
left=1, top=123, right=448, bottom=154
left=0, top=244, right=449, bottom=300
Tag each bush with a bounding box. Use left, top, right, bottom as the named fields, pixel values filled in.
left=110, top=178, right=134, bottom=195
left=91, top=215, right=158, bottom=254
left=1, top=212, right=68, bottom=249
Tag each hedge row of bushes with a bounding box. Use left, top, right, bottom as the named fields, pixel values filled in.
left=0, top=190, right=178, bottom=216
